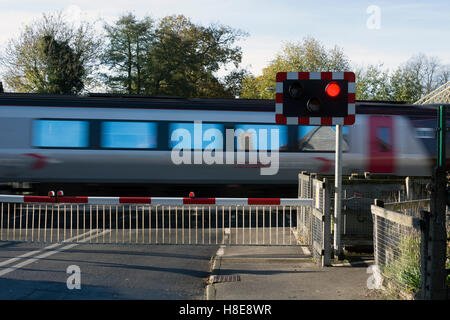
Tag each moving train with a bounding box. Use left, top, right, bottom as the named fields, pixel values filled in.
left=0, top=93, right=448, bottom=197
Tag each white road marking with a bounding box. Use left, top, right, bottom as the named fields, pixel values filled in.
left=0, top=230, right=110, bottom=277
left=0, top=229, right=98, bottom=268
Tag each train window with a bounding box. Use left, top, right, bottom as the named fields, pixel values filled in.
left=169, top=123, right=224, bottom=150
left=32, top=120, right=89, bottom=148
left=101, top=122, right=157, bottom=149
left=415, top=128, right=435, bottom=139
left=377, top=127, right=392, bottom=152
left=298, top=126, right=349, bottom=151
left=234, top=125, right=288, bottom=151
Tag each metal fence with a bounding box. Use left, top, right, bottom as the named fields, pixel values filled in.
left=340, top=180, right=407, bottom=245
left=312, top=178, right=332, bottom=266
left=371, top=199, right=429, bottom=299
left=298, top=173, right=332, bottom=266
left=0, top=195, right=312, bottom=246
left=323, top=175, right=430, bottom=250
left=297, top=172, right=313, bottom=245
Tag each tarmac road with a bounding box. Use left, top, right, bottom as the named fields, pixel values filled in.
left=0, top=224, right=376, bottom=301
left=0, top=239, right=218, bottom=300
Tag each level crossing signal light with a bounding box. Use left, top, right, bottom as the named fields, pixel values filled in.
left=274, top=72, right=356, bottom=126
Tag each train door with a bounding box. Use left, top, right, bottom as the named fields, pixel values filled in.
left=368, top=116, right=395, bottom=173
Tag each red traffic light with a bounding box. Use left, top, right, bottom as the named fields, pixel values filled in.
left=325, top=82, right=341, bottom=98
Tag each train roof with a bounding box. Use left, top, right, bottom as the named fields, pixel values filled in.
left=0, top=92, right=444, bottom=116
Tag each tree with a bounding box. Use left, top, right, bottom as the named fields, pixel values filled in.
left=222, top=68, right=251, bottom=98
left=0, top=12, right=100, bottom=94
left=101, top=14, right=247, bottom=97
left=390, top=65, right=423, bottom=102
left=145, top=15, right=198, bottom=96
left=388, top=54, right=449, bottom=102
left=405, top=54, right=437, bottom=94
left=355, top=64, right=392, bottom=101
left=239, top=72, right=277, bottom=100
left=343, top=54, right=449, bottom=103
left=40, top=35, right=85, bottom=94
left=240, top=36, right=351, bottom=99
left=240, top=74, right=264, bottom=99
left=102, top=13, right=154, bottom=94
left=437, top=65, right=450, bottom=85
left=144, top=15, right=248, bottom=97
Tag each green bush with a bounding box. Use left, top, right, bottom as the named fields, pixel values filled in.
left=382, top=235, right=421, bottom=297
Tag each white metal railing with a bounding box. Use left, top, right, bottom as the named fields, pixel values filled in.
left=0, top=195, right=312, bottom=246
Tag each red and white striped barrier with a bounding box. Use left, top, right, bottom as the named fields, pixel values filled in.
left=0, top=195, right=56, bottom=203
left=0, top=194, right=312, bottom=206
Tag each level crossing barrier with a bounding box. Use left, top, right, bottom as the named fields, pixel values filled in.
left=0, top=191, right=332, bottom=265
left=0, top=195, right=310, bottom=245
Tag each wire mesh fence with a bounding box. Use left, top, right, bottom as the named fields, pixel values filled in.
left=323, top=176, right=430, bottom=249
left=371, top=200, right=428, bottom=299
left=298, top=172, right=331, bottom=266
left=384, top=199, right=430, bottom=216
left=298, top=173, right=312, bottom=245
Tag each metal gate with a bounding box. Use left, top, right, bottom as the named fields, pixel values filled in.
left=0, top=195, right=313, bottom=247
left=298, top=172, right=332, bottom=266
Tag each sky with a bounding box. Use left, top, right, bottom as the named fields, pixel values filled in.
left=0, top=0, right=449, bottom=77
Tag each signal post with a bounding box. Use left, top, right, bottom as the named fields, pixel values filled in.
left=275, top=71, right=356, bottom=259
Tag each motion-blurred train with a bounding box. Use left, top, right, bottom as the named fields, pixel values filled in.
left=0, top=93, right=448, bottom=197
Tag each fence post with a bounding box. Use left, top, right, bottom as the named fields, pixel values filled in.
left=323, top=178, right=332, bottom=266
left=426, top=104, right=448, bottom=300
left=298, top=173, right=304, bottom=234
left=373, top=199, right=384, bottom=267
left=406, top=177, right=413, bottom=201
left=308, top=174, right=313, bottom=245
left=419, top=210, right=431, bottom=300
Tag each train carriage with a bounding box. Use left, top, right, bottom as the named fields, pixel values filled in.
left=0, top=93, right=447, bottom=196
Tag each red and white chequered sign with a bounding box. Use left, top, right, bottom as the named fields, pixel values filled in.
left=275, top=71, right=356, bottom=125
